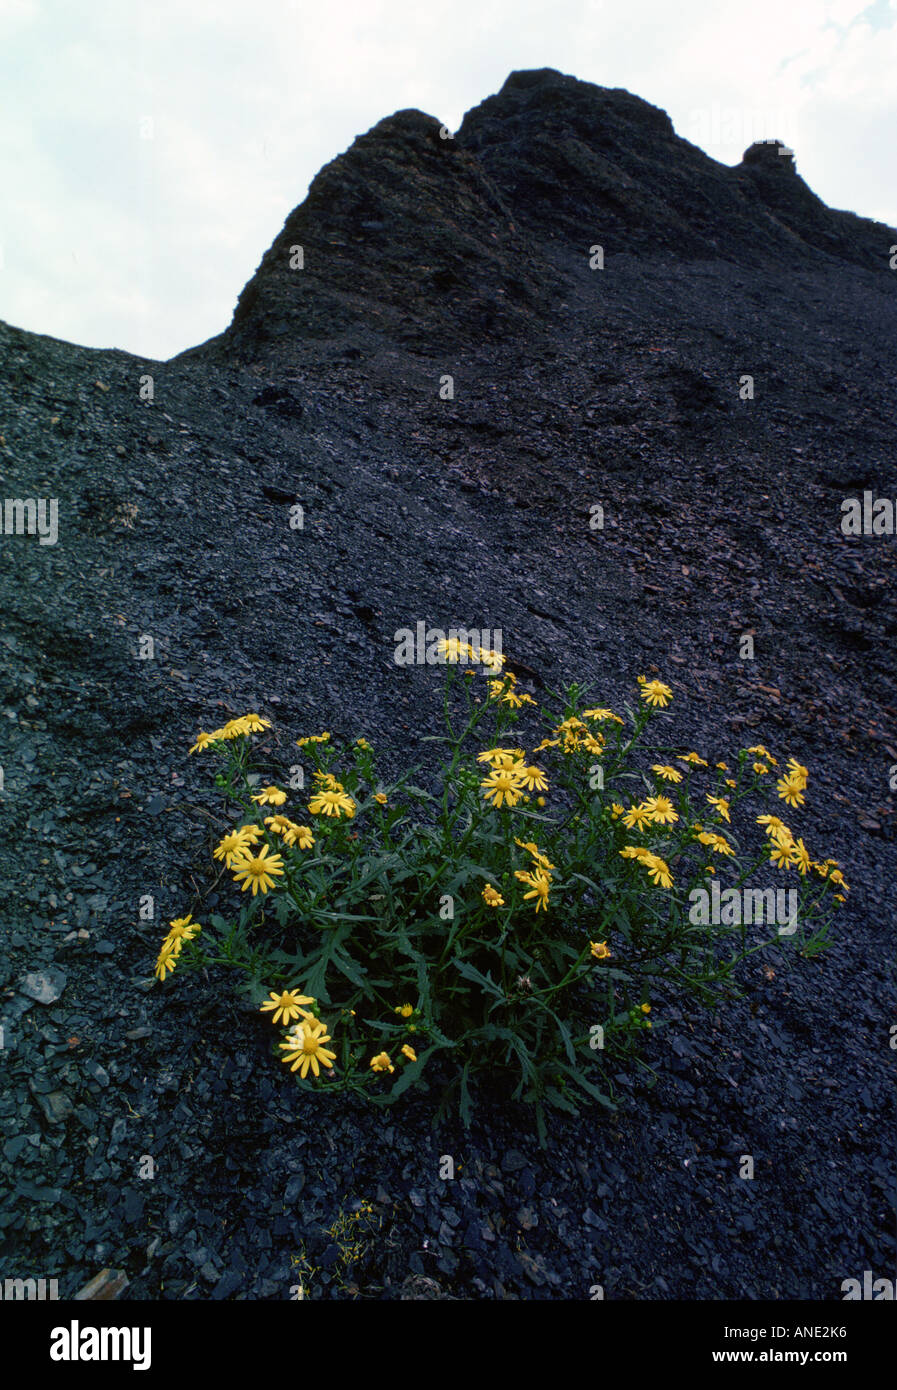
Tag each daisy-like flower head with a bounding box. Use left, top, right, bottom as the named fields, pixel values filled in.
left=582, top=708, right=624, bottom=725
left=231, top=843, right=285, bottom=895
left=792, top=837, right=812, bottom=875
left=620, top=844, right=654, bottom=861
left=437, top=637, right=476, bottom=664
left=678, top=752, right=708, bottom=767
left=373, top=792, right=388, bottom=805
left=308, top=788, right=357, bottom=819
left=401, top=1045, right=417, bottom=1062
left=370, top=1051, right=395, bottom=1074
left=753, top=762, right=769, bottom=775
left=355, top=737, right=371, bottom=750
left=705, top=794, right=731, bottom=823
left=515, top=869, right=552, bottom=913
left=279, top=1020, right=336, bottom=1078
left=769, top=836, right=796, bottom=870
left=623, top=802, right=653, bottom=831
left=189, top=730, right=219, bottom=754
left=533, top=737, right=560, bottom=752
left=637, top=678, right=673, bottom=708
left=296, top=732, right=331, bottom=748
left=610, top=803, right=624, bottom=818
left=241, top=713, right=272, bottom=733
left=517, top=764, right=548, bottom=792
left=590, top=940, right=611, bottom=960
left=786, top=757, right=809, bottom=786
left=221, top=717, right=251, bottom=739
left=277, top=820, right=315, bottom=849
left=477, top=647, right=506, bottom=672
left=757, top=814, right=790, bottom=839
left=259, top=988, right=315, bottom=1026
left=644, top=795, right=679, bottom=825
left=477, top=747, right=524, bottom=767
left=252, top=785, right=287, bottom=807
left=162, top=916, right=201, bottom=953
left=651, top=764, right=683, bottom=783
left=480, top=766, right=526, bottom=809
left=696, top=831, right=735, bottom=857
left=394, top=1004, right=414, bottom=1018
left=154, top=945, right=178, bottom=981
left=776, top=774, right=806, bottom=808
left=482, top=883, right=504, bottom=907
left=642, top=853, right=673, bottom=888
left=264, top=814, right=294, bottom=836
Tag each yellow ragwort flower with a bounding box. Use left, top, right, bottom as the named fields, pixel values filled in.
left=259, top=989, right=315, bottom=1025
left=252, top=785, right=287, bottom=807
left=637, top=677, right=673, bottom=708
left=482, top=883, right=504, bottom=907
left=231, top=843, right=285, bottom=895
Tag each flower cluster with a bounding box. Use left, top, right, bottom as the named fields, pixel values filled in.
left=478, top=747, right=548, bottom=809
left=153, top=914, right=202, bottom=980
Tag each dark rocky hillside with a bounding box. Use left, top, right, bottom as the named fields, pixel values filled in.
left=0, top=67, right=895, bottom=1302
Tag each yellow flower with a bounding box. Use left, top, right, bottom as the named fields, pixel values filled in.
left=279, top=1021, right=336, bottom=1078
left=651, top=764, right=683, bottom=783
left=401, top=1045, right=417, bottom=1062
left=267, top=818, right=314, bottom=849
left=189, top=730, right=218, bottom=754
left=517, top=764, right=548, bottom=792
left=264, top=814, right=293, bottom=836
left=477, top=747, right=524, bottom=767
left=644, top=795, right=679, bottom=825
left=477, top=647, right=506, bottom=671
left=769, top=836, right=796, bottom=870
left=162, top=916, right=201, bottom=953
left=643, top=853, right=673, bottom=888
left=481, top=767, right=526, bottom=809
left=696, top=831, right=735, bottom=856
left=792, top=838, right=812, bottom=875
left=640, top=1003, right=651, bottom=1014
left=296, top=732, right=331, bottom=747
left=240, top=713, right=272, bottom=732
left=373, top=792, right=388, bottom=805
left=437, top=636, right=476, bottom=664
left=637, top=677, right=673, bottom=708
left=610, top=803, right=624, bottom=818
left=154, top=945, right=178, bottom=981
left=590, top=940, right=611, bottom=960
left=370, top=1052, right=395, bottom=1074
left=252, top=785, right=287, bottom=807
left=705, top=794, right=731, bottom=823
left=776, top=774, right=806, bottom=808
left=221, top=717, right=251, bottom=739
left=355, top=738, right=371, bottom=749
left=515, top=869, right=551, bottom=912
left=482, top=883, right=505, bottom=907
left=582, top=708, right=623, bottom=724
left=394, top=1004, right=414, bottom=1018
left=231, top=843, right=285, bottom=895
left=259, top=989, right=315, bottom=1025
left=623, top=802, right=653, bottom=830
left=678, top=752, right=708, bottom=767
left=757, top=814, right=790, bottom=839
left=308, top=788, right=357, bottom=818
left=753, top=762, right=769, bottom=775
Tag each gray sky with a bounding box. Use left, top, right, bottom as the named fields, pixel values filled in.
left=2, top=0, right=895, bottom=361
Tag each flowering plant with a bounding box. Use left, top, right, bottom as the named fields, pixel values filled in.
left=157, top=649, right=846, bottom=1141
